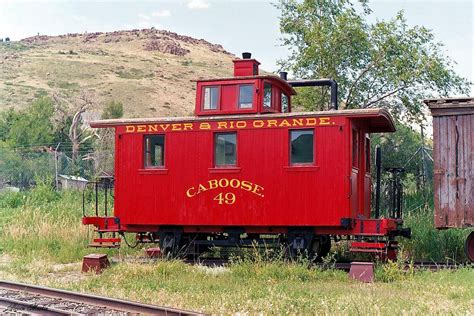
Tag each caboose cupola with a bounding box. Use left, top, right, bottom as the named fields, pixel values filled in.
left=233, top=52, right=260, bottom=76
left=194, top=53, right=296, bottom=116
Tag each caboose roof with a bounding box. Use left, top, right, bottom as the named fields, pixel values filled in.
left=192, top=75, right=297, bottom=95
left=90, top=108, right=395, bottom=133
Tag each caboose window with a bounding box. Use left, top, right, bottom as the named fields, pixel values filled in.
left=263, top=83, right=272, bottom=108
left=239, top=85, right=254, bottom=109
left=281, top=93, right=289, bottom=113
left=144, top=135, right=165, bottom=168
left=290, top=129, right=314, bottom=164
left=215, top=133, right=237, bottom=166
left=203, top=86, right=218, bottom=110
left=352, top=129, right=359, bottom=168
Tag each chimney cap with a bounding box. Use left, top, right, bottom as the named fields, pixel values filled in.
left=242, top=52, right=252, bottom=59
left=279, top=71, right=288, bottom=81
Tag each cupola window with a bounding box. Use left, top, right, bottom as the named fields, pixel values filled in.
left=203, top=86, right=219, bottom=110
left=239, top=85, right=254, bottom=109
left=263, top=83, right=272, bottom=108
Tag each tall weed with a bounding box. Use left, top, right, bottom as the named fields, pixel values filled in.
left=401, top=205, right=468, bottom=262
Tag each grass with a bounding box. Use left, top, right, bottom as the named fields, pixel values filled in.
left=0, top=184, right=472, bottom=313
left=398, top=191, right=470, bottom=262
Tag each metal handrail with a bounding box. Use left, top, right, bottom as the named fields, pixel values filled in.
left=82, top=179, right=115, bottom=217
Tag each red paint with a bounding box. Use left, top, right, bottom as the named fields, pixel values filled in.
left=83, top=56, right=404, bottom=245
left=82, top=254, right=110, bottom=273
left=349, top=262, right=374, bottom=283
left=233, top=58, right=260, bottom=77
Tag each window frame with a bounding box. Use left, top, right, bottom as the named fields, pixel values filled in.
left=281, top=92, right=289, bottom=113
left=143, top=134, right=165, bottom=169
left=263, top=82, right=273, bottom=109
left=365, top=136, right=370, bottom=173
left=352, top=129, right=359, bottom=168
left=289, top=128, right=315, bottom=166
left=238, top=84, right=254, bottom=109
left=202, top=85, right=220, bottom=111
left=214, top=132, right=238, bottom=168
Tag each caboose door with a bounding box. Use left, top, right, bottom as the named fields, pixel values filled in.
left=350, top=128, right=360, bottom=217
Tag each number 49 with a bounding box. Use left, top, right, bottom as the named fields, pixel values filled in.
left=214, top=192, right=236, bottom=205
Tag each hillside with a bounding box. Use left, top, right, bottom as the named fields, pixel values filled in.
left=0, top=29, right=235, bottom=117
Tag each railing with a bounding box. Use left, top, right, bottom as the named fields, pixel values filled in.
left=384, top=167, right=405, bottom=219
left=82, top=179, right=114, bottom=217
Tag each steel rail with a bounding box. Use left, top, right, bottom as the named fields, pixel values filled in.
left=0, top=295, right=76, bottom=315
left=0, top=280, right=202, bottom=315
left=182, top=258, right=471, bottom=271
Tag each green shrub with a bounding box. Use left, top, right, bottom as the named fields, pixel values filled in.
left=0, top=191, right=25, bottom=208
left=401, top=204, right=468, bottom=262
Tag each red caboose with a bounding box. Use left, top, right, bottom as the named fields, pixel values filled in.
left=83, top=53, right=410, bottom=258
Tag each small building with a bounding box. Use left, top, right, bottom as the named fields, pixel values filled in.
left=58, top=174, right=88, bottom=190
left=426, top=97, right=474, bottom=228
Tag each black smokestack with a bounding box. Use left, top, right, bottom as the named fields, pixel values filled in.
left=242, top=52, right=252, bottom=59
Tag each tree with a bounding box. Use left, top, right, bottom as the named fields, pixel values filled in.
left=102, top=100, right=124, bottom=119
left=2, top=97, right=55, bottom=148
left=52, top=90, right=97, bottom=163
left=371, top=122, right=433, bottom=192
left=0, top=98, right=57, bottom=188
left=277, top=0, right=470, bottom=122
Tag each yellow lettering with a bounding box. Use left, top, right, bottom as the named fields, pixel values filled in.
left=218, top=178, right=229, bottom=188
left=306, top=118, right=317, bottom=126
left=217, top=121, right=228, bottom=129
left=183, top=123, right=193, bottom=130
left=253, top=120, right=264, bottom=128
left=229, top=178, right=240, bottom=188
left=241, top=180, right=253, bottom=192
left=148, top=124, right=158, bottom=132
left=252, top=184, right=264, bottom=197
left=186, top=187, right=196, bottom=198
left=172, top=123, right=182, bottom=131
left=267, top=120, right=277, bottom=127
left=292, top=118, right=304, bottom=126
left=319, top=117, right=330, bottom=125
left=137, top=125, right=146, bottom=132
left=125, top=125, right=135, bottom=133
left=236, top=121, right=247, bottom=128
left=160, top=124, right=170, bottom=131
left=200, top=122, right=211, bottom=130
left=207, top=179, right=219, bottom=190
left=187, top=179, right=265, bottom=199
left=197, top=184, right=208, bottom=194
left=279, top=119, right=291, bottom=127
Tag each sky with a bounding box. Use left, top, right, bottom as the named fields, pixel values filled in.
left=0, top=0, right=473, bottom=92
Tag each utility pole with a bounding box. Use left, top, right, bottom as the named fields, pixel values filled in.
left=420, top=125, right=427, bottom=202
left=420, top=125, right=426, bottom=189
left=54, top=143, right=61, bottom=190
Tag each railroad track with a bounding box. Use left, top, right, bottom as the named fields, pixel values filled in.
left=0, top=280, right=202, bottom=315
left=182, top=257, right=472, bottom=271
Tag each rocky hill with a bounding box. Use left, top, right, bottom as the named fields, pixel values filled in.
left=0, top=28, right=235, bottom=117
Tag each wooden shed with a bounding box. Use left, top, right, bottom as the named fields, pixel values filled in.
left=58, top=174, right=88, bottom=190
left=425, top=97, right=474, bottom=229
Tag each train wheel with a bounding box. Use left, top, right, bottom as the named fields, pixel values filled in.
left=310, top=235, right=331, bottom=261
left=158, top=229, right=183, bottom=257
left=466, top=231, right=474, bottom=262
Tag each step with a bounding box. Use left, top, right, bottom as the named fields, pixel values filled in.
left=88, top=242, right=121, bottom=249
left=349, top=248, right=385, bottom=254
left=349, top=241, right=387, bottom=253
left=93, top=238, right=121, bottom=243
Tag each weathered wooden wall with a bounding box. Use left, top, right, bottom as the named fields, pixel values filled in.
left=427, top=98, right=474, bottom=228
